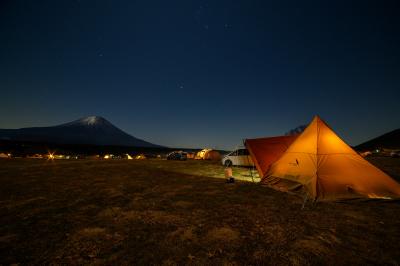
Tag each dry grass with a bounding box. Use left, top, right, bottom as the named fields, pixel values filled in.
left=0, top=158, right=399, bottom=265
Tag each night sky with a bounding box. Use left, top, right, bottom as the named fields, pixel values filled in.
left=1, top=0, right=400, bottom=149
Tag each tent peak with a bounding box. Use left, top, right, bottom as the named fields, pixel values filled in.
left=312, top=115, right=323, bottom=121
left=311, top=115, right=329, bottom=129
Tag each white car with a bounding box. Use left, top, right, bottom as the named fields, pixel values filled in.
left=222, top=148, right=254, bottom=167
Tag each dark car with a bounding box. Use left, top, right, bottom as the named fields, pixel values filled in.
left=390, top=151, right=400, bottom=158
left=167, top=151, right=187, bottom=161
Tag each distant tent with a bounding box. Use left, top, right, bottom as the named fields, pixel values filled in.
left=195, top=149, right=207, bottom=159
left=0, top=153, right=9, bottom=158
left=247, top=116, right=400, bottom=200
left=135, top=154, right=146, bottom=160
left=195, top=149, right=221, bottom=161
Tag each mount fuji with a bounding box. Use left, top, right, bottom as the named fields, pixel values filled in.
left=0, top=116, right=163, bottom=148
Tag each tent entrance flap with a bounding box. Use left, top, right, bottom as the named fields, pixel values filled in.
left=245, top=135, right=297, bottom=179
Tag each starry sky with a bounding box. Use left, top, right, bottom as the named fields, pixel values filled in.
left=1, top=0, right=400, bottom=149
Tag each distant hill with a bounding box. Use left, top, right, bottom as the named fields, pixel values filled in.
left=356, top=128, right=400, bottom=151
left=0, top=116, right=163, bottom=148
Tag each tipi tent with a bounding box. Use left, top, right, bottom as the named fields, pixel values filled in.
left=247, top=116, right=400, bottom=200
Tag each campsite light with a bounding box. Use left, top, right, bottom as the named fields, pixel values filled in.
left=135, top=154, right=146, bottom=159
left=48, top=152, right=55, bottom=160
left=367, top=193, right=391, bottom=200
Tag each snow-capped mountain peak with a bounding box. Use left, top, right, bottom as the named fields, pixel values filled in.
left=79, top=116, right=105, bottom=126
left=59, top=116, right=111, bottom=127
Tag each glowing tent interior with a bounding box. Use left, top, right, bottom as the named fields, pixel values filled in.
left=195, top=149, right=221, bottom=161
left=246, top=116, right=400, bottom=200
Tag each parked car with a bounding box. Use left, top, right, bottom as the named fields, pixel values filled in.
left=167, top=151, right=187, bottom=161
left=222, top=148, right=254, bottom=167
left=390, top=151, right=400, bottom=158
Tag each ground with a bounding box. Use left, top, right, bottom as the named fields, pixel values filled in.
left=0, top=157, right=399, bottom=265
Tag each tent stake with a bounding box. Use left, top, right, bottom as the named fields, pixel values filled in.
left=301, top=193, right=309, bottom=210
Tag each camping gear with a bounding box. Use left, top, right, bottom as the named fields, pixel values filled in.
left=224, top=167, right=235, bottom=183
left=246, top=116, right=400, bottom=200
left=224, top=168, right=233, bottom=178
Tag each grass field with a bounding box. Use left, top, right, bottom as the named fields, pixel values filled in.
left=0, top=158, right=399, bottom=265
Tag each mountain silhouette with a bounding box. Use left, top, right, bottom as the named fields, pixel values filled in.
left=0, top=116, right=162, bottom=148
left=356, top=128, right=400, bottom=151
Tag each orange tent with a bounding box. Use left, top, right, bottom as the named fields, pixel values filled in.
left=248, top=116, right=400, bottom=200
left=195, top=149, right=221, bottom=161
left=246, top=135, right=297, bottom=178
